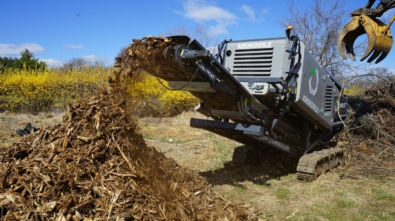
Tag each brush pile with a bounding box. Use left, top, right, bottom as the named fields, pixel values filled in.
left=341, top=84, right=395, bottom=179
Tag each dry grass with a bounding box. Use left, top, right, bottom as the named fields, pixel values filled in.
left=138, top=111, right=395, bottom=221
left=138, top=111, right=241, bottom=171
left=208, top=165, right=395, bottom=221
left=0, top=111, right=64, bottom=148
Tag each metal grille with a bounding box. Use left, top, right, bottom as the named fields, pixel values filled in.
left=324, top=85, right=333, bottom=112
left=232, top=48, right=273, bottom=76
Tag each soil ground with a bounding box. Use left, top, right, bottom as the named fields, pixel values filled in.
left=2, top=111, right=393, bottom=220
left=0, top=111, right=63, bottom=149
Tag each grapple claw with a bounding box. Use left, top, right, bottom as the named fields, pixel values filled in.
left=366, top=50, right=382, bottom=63
left=376, top=51, right=389, bottom=64
left=359, top=15, right=393, bottom=63
left=338, top=15, right=393, bottom=64
left=337, top=16, right=366, bottom=61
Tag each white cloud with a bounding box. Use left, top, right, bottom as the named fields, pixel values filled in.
left=81, top=54, right=100, bottom=63
left=0, top=43, right=45, bottom=56
left=181, top=0, right=237, bottom=35
left=240, top=5, right=268, bottom=23
left=41, top=58, right=64, bottom=67
left=208, top=22, right=233, bottom=36
left=240, top=5, right=255, bottom=22
left=64, top=44, right=83, bottom=49
left=183, top=0, right=236, bottom=22
left=81, top=54, right=111, bottom=66
left=206, top=45, right=218, bottom=55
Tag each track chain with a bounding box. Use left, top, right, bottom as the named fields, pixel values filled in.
left=296, top=147, right=343, bottom=181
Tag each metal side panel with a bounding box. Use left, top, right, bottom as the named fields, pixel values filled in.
left=293, top=46, right=334, bottom=130
left=223, top=38, right=291, bottom=95
left=224, top=38, right=290, bottom=78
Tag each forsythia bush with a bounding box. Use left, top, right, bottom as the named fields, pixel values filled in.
left=0, top=68, right=198, bottom=116
left=124, top=72, right=199, bottom=117
left=0, top=67, right=109, bottom=112
left=344, top=85, right=365, bottom=96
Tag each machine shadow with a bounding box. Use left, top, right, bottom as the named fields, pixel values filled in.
left=199, top=151, right=299, bottom=187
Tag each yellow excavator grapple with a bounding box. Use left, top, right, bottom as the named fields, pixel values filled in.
left=337, top=0, right=395, bottom=63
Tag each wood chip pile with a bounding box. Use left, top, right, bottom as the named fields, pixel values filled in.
left=0, top=35, right=259, bottom=220
left=0, top=90, right=256, bottom=220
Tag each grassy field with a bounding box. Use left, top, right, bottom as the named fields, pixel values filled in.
left=138, top=112, right=395, bottom=221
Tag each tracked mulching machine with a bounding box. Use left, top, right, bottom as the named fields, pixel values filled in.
left=116, top=26, right=351, bottom=181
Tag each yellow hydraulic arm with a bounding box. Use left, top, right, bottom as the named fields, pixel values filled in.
left=337, top=0, right=395, bottom=63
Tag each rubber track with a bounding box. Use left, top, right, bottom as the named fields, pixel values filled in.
left=296, top=147, right=343, bottom=181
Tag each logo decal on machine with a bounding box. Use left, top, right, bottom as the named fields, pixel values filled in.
left=309, top=67, right=319, bottom=96
left=303, top=95, right=319, bottom=114
left=237, top=42, right=272, bottom=49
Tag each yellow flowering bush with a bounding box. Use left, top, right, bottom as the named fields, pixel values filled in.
left=344, top=86, right=365, bottom=96
left=0, top=67, right=109, bottom=112
left=123, top=72, right=199, bottom=117
left=0, top=68, right=198, bottom=116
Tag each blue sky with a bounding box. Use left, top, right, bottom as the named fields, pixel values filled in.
left=1, top=0, right=394, bottom=70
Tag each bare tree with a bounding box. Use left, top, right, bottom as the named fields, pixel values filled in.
left=61, top=57, right=87, bottom=71
left=280, top=0, right=366, bottom=76
left=167, top=26, right=191, bottom=37
left=348, top=67, right=395, bottom=88
left=193, top=24, right=214, bottom=49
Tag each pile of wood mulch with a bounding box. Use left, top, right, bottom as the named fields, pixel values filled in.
left=0, top=89, right=257, bottom=220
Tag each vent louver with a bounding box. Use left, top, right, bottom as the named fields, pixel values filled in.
left=232, top=48, right=273, bottom=76
left=325, top=85, right=333, bottom=112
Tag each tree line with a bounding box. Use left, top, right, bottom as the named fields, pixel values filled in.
left=0, top=49, right=108, bottom=73
left=0, top=49, right=47, bottom=71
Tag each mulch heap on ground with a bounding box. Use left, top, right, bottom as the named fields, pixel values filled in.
left=0, top=88, right=257, bottom=220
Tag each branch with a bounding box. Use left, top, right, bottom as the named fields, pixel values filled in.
left=345, top=73, right=393, bottom=84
